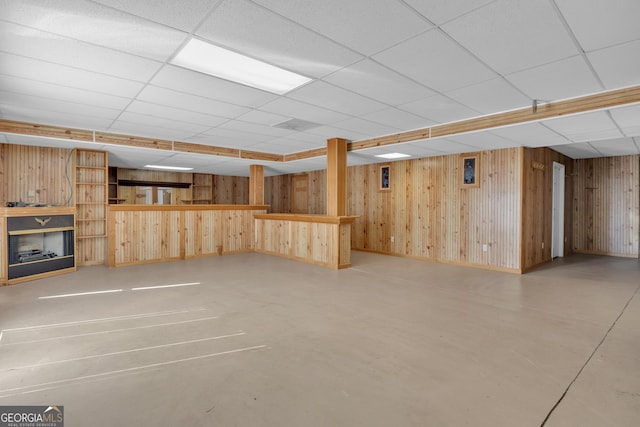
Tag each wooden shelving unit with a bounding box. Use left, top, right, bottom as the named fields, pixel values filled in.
left=190, top=173, right=213, bottom=204
left=74, top=149, right=108, bottom=265
left=107, top=166, right=123, bottom=204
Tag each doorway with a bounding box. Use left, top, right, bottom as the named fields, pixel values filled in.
left=552, top=162, right=565, bottom=258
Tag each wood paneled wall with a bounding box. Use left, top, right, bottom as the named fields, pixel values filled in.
left=572, top=155, right=639, bottom=257
left=265, top=174, right=291, bottom=213
left=521, top=148, right=574, bottom=271
left=0, top=144, right=73, bottom=206
left=109, top=205, right=267, bottom=266
left=213, top=175, right=249, bottom=204
left=264, top=170, right=325, bottom=214
left=254, top=214, right=355, bottom=269
left=348, top=148, right=523, bottom=271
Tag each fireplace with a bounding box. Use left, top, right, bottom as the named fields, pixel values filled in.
left=7, top=214, right=75, bottom=280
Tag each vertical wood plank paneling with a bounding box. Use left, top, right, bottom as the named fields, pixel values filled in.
left=213, top=176, right=249, bottom=204
left=572, top=155, right=639, bottom=257
left=265, top=174, right=291, bottom=213
left=3, top=145, right=73, bottom=205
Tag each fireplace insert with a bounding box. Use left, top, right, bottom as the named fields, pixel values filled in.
left=7, top=214, right=75, bottom=280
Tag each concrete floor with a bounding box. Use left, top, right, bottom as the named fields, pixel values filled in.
left=0, top=251, right=638, bottom=426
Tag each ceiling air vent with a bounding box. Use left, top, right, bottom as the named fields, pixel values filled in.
left=273, top=118, right=322, bottom=132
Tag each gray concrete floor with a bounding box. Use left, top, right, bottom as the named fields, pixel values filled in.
left=0, top=251, right=638, bottom=426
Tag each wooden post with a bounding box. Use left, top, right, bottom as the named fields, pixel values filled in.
left=326, top=138, right=347, bottom=216
left=249, top=164, right=264, bottom=205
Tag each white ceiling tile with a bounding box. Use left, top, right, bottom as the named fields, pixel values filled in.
left=0, top=90, right=120, bottom=120
left=196, top=0, right=362, bottom=78
left=448, top=131, right=515, bottom=149
left=150, top=65, right=278, bottom=108
left=198, top=128, right=272, bottom=147
left=304, top=125, right=370, bottom=142
left=91, top=0, right=215, bottom=32
left=136, top=86, right=251, bottom=119
left=390, top=141, right=445, bottom=157
left=374, top=29, right=496, bottom=92
left=262, top=137, right=319, bottom=151
left=542, top=111, right=623, bottom=143
left=1, top=0, right=187, bottom=61
left=414, top=137, right=479, bottom=153
left=323, top=59, right=435, bottom=106
left=286, top=81, right=387, bottom=116
left=610, top=104, right=640, bottom=137
left=0, top=52, right=145, bottom=98
left=125, top=101, right=229, bottom=128
left=588, top=39, right=640, bottom=90
left=253, top=0, right=432, bottom=55
left=445, top=78, right=530, bottom=114
left=403, top=0, right=496, bottom=25
left=550, top=143, right=602, bottom=159
left=0, top=104, right=114, bottom=130
left=259, top=98, right=350, bottom=124
left=362, top=107, right=436, bottom=132
left=399, top=94, right=479, bottom=123
left=442, top=0, right=579, bottom=74
left=111, top=113, right=211, bottom=139
left=555, top=0, right=640, bottom=52
left=589, top=137, right=640, bottom=157
left=235, top=110, right=290, bottom=126
left=0, top=74, right=131, bottom=110
left=489, top=123, right=569, bottom=147
left=0, top=21, right=162, bottom=82
left=506, top=55, right=603, bottom=101
left=219, top=120, right=295, bottom=138
left=332, top=117, right=403, bottom=138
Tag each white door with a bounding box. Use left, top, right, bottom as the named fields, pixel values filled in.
left=552, top=162, right=565, bottom=258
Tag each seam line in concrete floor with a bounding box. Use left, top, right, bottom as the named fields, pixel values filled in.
left=540, top=282, right=640, bottom=426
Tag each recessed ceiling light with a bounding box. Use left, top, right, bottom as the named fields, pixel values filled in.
left=171, top=38, right=312, bottom=95
left=144, top=165, right=194, bottom=171
left=374, top=152, right=411, bottom=159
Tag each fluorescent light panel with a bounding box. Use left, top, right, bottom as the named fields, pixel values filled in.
left=375, top=152, right=411, bottom=159
left=144, top=165, right=193, bottom=171
left=171, top=38, right=312, bottom=95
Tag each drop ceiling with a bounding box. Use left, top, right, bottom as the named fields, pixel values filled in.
left=0, top=0, right=639, bottom=176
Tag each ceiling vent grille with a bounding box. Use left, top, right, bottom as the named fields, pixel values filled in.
left=272, top=118, right=322, bottom=132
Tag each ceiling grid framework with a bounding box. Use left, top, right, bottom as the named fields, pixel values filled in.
left=0, top=0, right=638, bottom=176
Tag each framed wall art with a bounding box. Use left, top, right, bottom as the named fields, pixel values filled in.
left=379, top=165, right=390, bottom=190
left=460, top=154, right=479, bottom=188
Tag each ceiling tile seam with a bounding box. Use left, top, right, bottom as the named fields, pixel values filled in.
left=0, top=18, right=168, bottom=65
left=605, top=110, right=628, bottom=138
left=548, top=0, right=605, bottom=91
left=245, top=0, right=367, bottom=64
left=586, top=142, right=605, bottom=157
left=0, top=71, right=134, bottom=107
left=433, top=26, right=533, bottom=102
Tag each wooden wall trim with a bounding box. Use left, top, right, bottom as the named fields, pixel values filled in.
left=2, top=86, right=638, bottom=162
left=254, top=213, right=357, bottom=224
left=108, top=204, right=269, bottom=212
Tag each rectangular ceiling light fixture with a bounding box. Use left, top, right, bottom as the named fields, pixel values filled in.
left=144, top=165, right=194, bottom=171
left=374, top=152, right=411, bottom=159
left=171, top=38, right=312, bottom=95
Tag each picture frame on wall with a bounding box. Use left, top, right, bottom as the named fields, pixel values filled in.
left=460, top=154, right=479, bottom=188
left=380, top=165, right=390, bottom=190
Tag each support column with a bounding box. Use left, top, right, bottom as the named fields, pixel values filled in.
left=249, top=164, right=264, bottom=205
left=326, top=138, right=347, bottom=216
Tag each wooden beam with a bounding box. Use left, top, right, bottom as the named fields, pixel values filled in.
left=249, top=164, right=265, bottom=205
left=1, top=85, right=639, bottom=162
left=326, top=138, right=347, bottom=216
